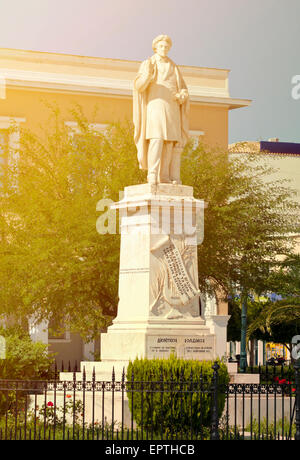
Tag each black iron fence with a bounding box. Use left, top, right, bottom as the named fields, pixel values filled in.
left=1, top=362, right=300, bottom=441
left=55, top=361, right=296, bottom=385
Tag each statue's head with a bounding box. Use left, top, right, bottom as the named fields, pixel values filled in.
left=152, top=35, right=172, bottom=58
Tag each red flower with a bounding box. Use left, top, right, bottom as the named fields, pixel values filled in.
left=47, top=401, right=54, bottom=407
left=292, top=388, right=296, bottom=392
left=274, top=376, right=279, bottom=382
left=278, top=379, right=286, bottom=384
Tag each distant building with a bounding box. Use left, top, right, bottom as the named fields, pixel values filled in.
left=229, top=138, right=300, bottom=251
left=228, top=138, right=300, bottom=365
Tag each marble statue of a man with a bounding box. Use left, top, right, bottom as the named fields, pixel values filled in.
left=133, top=35, right=190, bottom=185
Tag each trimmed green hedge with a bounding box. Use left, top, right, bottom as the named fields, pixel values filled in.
left=126, top=356, right=229, bottom=435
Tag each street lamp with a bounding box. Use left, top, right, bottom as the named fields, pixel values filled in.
left=239, top=291, right=248, bottom=373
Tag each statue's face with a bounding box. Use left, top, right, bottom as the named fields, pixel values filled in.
left=155, top=40, right=170, bottom=58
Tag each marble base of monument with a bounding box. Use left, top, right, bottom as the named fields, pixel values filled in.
left=59, top=184, right=230, bottom=383
left=101, top=184, right=215, bottom=371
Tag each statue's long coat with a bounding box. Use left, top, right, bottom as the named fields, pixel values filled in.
left=133, top=55, right=190, bottom=170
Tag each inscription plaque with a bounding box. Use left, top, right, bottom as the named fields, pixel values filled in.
left=146, top=334, right=215, bottom=360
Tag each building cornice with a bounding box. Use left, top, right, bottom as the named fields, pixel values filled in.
left=0, top=67, right=251, bottom=109
left=0, top=48, right=251, bottom=109
left=0, top=47, right=230, bottom=76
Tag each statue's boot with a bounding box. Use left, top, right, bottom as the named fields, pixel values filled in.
left=170, top=146, right=182, bottom=184
left=147, top=172, right=158, bottom=185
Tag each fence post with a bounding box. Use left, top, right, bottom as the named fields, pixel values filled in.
left=210, top=362, right=220, bottom=440
left=294, top=361, right=300, bottom=441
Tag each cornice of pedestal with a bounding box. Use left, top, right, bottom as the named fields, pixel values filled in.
left=124, top=183, right=194, bottom=197
left=109, top=318, right=208, bottom=330
left=112, top=196, right=206, bottom=210
left=111, top=183, right=207, bottom=210
left=207, top=315, right=231, bottom=327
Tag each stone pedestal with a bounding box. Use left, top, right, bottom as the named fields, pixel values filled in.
left=99, top=183, right=215, bottom=368
left=60, top=184, right=230, bottom=382
left=229, top=373, right=260, bottom=384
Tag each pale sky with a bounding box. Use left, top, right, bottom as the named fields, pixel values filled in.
left=0, top=0, right=300, bottom=144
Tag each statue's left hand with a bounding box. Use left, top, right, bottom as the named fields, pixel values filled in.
left=174, top=89, right=188, bottom=104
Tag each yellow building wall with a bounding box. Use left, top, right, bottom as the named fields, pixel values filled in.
left=1, top=88, right=229, bottom=148
left=190, top=104, right=228, bottom=147
left=261, top=155, right=300, bottom=204
left=2, top=88, right=132, bottom=133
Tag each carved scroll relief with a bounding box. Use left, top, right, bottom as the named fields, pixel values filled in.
left=150, top=235, right=200, bottom=318
left=162, top=242, right=199, bottom=305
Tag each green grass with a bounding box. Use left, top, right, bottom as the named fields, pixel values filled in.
left=245, top=417, right=295, bottom=440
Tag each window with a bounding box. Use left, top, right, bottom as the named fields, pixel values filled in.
left=189, top=130, right=205, bottom=150
left=65, top=121, right=107, bottom=138
left=48, top=316, right=70, bottom=341
left=0, top=117, right=26, bottom=187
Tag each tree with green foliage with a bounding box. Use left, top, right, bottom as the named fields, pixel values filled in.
left=267, top=253, right=300, bottom=297
left=227, top=253, right=300, bottom=360
left=0, top=108, right=145, bottom=339
left=246, top=300, right=300, bottom=356
left=227, top=297, right=264, bottom=365
left=0, top=107, right=299, bottom=339
left=227, top=297, right=262, bottom=343
left=182, top=149, right=299, bottom=295
left=245, top=254, right=300, bottom=355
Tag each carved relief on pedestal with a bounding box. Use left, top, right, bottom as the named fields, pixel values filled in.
left=200, top=291, right=218, bottom=319
left=149, top=234, right=200, bottom=319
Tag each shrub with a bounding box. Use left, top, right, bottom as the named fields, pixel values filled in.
left=0, top=326, right=55, bottom=380
left=126, top=356, right=229, bottom=436
left=0, top=326, right=55, bottom=417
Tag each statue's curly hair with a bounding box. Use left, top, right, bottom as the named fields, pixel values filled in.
left=152, top=35, right=172, bottom=52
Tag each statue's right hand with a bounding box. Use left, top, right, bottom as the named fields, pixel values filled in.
left=144, top=59, right=154, bottom=78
